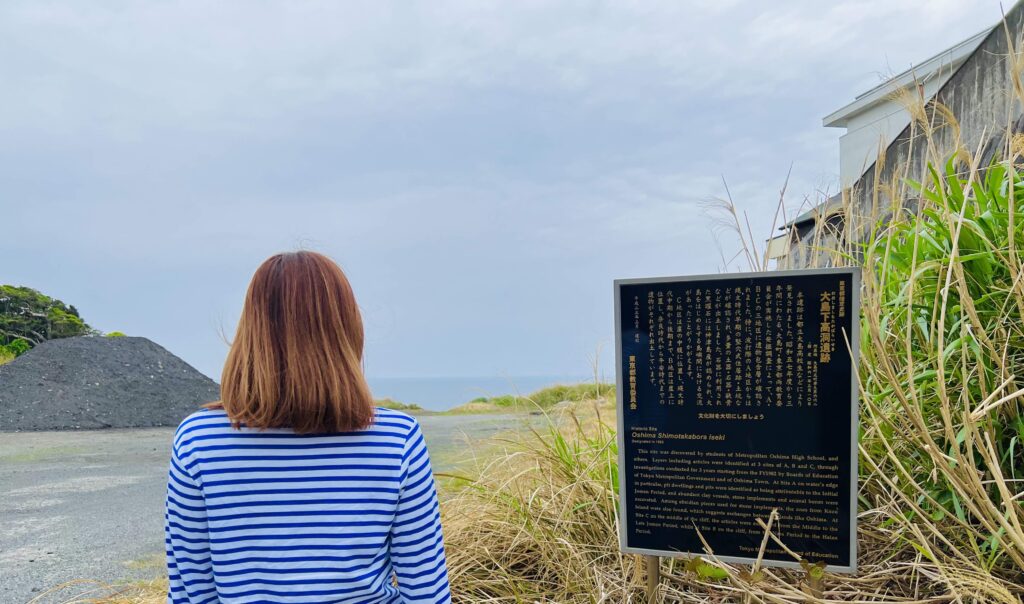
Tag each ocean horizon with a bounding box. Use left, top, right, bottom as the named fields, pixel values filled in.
left=366, top=375, right=602, bottom=411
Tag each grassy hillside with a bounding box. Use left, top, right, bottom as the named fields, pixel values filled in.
left=374, top=398, right=426, bottom=413
left=446, top=382, right=614, bottom=414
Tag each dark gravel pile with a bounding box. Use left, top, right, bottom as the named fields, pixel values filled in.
left=0, top=336, right=220, bottom=431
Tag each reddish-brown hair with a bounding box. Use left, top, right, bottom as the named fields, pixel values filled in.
left=217, top=251, right=375, bottom=434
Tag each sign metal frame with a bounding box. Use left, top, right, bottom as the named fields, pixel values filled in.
left=614, top=267, right=860, bottom=573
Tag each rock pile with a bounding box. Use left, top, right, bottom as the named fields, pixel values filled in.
left=0, top=336, right=219, bottom=431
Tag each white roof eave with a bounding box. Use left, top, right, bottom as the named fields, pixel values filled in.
left=822, top=27, right=991, bottom=129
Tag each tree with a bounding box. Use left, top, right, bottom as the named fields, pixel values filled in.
left=0, top=285, right=93, bottom=356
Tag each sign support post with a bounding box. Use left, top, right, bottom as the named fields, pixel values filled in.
left=645, top=555, right=660, bottom=601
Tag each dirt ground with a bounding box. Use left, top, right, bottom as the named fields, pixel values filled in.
left=0, top=413, right=533, bottom=604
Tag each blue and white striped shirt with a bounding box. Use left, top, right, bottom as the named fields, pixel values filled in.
left=164, top=407, right=451, bottom=604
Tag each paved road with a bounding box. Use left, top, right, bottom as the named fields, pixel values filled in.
left=0, top=414, right=534, bottom=604
left=0, top=428, right=172, bottom=603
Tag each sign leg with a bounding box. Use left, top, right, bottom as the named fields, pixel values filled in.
left=645, top=555, right=660, bottom=602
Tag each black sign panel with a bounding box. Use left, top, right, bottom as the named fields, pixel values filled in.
left=614, top=268, right=859, bottom=572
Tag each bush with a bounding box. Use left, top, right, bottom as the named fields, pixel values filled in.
left=106, top=331, right=127, bottom=338
left=3, top=338, right=30, bottom=357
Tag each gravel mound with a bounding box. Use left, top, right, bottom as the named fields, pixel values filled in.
left=0, top=336, right=220, bottom=431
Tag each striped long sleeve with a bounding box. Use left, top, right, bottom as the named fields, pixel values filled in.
left=164, top=440, right=216, bottom=604
left=389, top=421, right=451, bottom=602
left=162, top=408, right=450, bottom=603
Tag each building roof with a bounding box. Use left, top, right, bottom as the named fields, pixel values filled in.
left=780, top=193, right=843, bottom=231
left=822, top=27, right=990, bottom=129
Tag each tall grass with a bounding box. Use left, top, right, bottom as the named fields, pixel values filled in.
left=441, top=399, right=1021, bottom=603
left=857, top=155, right=1024, bottom=577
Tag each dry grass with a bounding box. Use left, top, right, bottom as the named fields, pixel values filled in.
left=26, top=579, right=166, bottom=604
left=441, top=401, right=631, bottom=602
left=439, top=400, right=1022, bottom=603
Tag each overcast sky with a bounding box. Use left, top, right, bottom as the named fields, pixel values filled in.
left=0, top=1, right=1003, bottom=381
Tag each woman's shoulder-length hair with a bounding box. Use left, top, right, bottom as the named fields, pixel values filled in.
left=216, top=251, right=375, bottom=434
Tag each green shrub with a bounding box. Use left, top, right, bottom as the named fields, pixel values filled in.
left=106, top=331, right=127, bottom=338
left=4, top=338, right=30, bottom=356
left=487, top=394, right=519, bottom=408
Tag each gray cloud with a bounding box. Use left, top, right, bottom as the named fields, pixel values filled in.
left=0, top=0, right=1001, bottom=379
